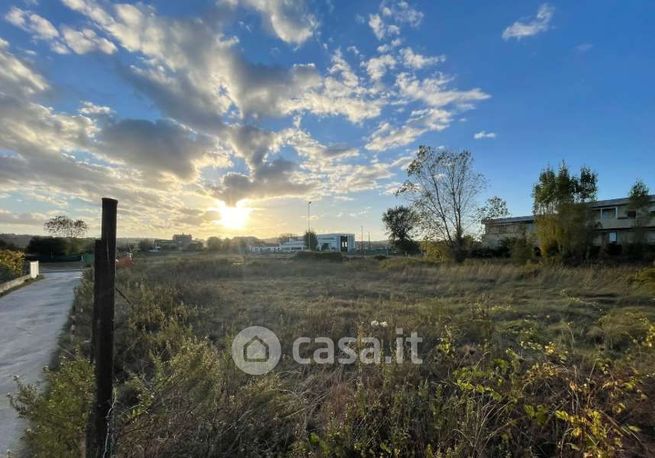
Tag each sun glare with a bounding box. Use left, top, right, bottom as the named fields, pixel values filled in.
left=216, top=203, right=251, bottom=230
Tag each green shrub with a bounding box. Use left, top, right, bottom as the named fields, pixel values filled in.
left=0, top=248, right=24, bottom=280
left=509, top=237, right=534, bottom=264
left=10, top=354, right=93, bottom=457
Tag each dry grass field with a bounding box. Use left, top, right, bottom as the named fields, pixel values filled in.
left=12, top=254, right=655, bottom=457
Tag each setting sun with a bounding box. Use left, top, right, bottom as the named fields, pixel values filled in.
left=216, top=203, right=251, bottom=230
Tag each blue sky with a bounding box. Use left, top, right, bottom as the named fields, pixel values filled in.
left=0, top=0, right=653, bottom=239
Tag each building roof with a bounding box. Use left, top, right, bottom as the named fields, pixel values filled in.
left=589, top=195, right=655, bottom=208
left=485, top=215, right=534, bottom=225
left=486, top=194, right=655, bottom=225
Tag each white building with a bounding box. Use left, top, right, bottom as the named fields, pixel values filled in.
left=279, top=238, right=306, bottom=252
left=249, top=243, right=280, bottom=253
left=275, top=233, right=356, bottom=253
left=316, top=233, right=355, bottom=252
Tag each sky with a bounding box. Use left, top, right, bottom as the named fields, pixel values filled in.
left=0, top=0, right=653, bottom=240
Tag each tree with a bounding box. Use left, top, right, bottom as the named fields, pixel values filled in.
left=138, top=239, right=155, bottom=252
left=304, top=231, right=318, bottom=251
left=628, top=179, right=650, bottom=213
left=397, top=147, right=485, bottom=262
left=278, top=233, right=295, bottom=245
left=477, top=196, right=510, bottom=223
left=44, top=216, right=88, bottom=238
left=206, top=236, right=222, bottom=252
left=382, top=206, right=420, bottom=255
left=532, top=163, right=597, bottom=215
left=26, top=236, right=68, bottom=257
left=627, top=180, right=651, bottom=254
left=532, top=163, right=598, bottom=260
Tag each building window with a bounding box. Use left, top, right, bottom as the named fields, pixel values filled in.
left=608, top=232, right=618, bottom=244
left=627, top=210, right=637, bottom=219
left=601, top=208, right=617, bottom=219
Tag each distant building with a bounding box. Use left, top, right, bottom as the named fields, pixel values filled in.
left=173, top=233, right=193, bottom=249
left=153, top=239, right=177, bottom=251
left=316, top=233, right=355, bottom=252
left=250, top=243, right=280, bottom=254
left=274, top=233, right=356, bottom=253
left=483, top=195, right=655, bottom=248
left=279, top=238, right=306, bottom=252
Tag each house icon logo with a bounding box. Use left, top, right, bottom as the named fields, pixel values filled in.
left=231, top=326, right=281, bottom=375
left=244, top=335, right=269, bottom=362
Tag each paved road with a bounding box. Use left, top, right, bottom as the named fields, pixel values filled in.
left=0, top=270, right=81, bottom=455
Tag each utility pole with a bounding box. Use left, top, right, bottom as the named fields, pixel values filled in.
left=306, top=201, right=312, bottom=250
left=89, top=198, right=117, bottom=458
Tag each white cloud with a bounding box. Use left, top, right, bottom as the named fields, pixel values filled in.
left=396, top=73, right=490, bottom=109
left=575, top=43, right=593, bottom=53
left=284, top=128, right=358, bottom=160
left=368, top=1, right=423, bottom=40
left=60, top=26, right=117, bottom=54
left=365, top=108, right=451, bottom=151
left=5, top=7, right=59, bottom=40
left=473, top=130, right=496, bottom=140
left=502, top=4, right=554, bottom=41
left=0, top=209, right=48, bottom=226
left=400, top=47, right=445, bottom=69
left=1, top=0, right=492, bottom=219
left=365, top=53, right=396, bottom=80
left=0, top=38, right=49, bottom=96
left=5, top=6, right=117, bottom=55
left=220, top=0, right=317, bottom=45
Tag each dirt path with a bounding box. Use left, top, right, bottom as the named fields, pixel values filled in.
left=0, top=269, right=81, bottom=454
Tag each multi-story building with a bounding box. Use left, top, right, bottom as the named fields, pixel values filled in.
left=483, top=195, right=655, bottom=248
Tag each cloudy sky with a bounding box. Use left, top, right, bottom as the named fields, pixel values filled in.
left=0, top=1, right=653, bottom=240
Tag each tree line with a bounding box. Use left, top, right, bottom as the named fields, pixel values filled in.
left=383, top=146, right=652, bottom=263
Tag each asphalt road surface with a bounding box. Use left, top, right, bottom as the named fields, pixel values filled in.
left=0, top=269, right=81, bottom=455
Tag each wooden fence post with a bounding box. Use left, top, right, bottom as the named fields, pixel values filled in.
left=89, top=197, right=117, bottom=457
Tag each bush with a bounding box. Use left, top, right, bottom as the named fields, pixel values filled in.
left=0, top=249, right=24, bottom=281
left=10, top=354, right=93, bottom=457
left=510, top=237, right=534, bottom=264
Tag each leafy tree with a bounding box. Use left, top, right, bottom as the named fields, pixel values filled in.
left=628, top=180, right=650, bottom=213
left=397, top=147, right=485, bottom=262
left=533, top=163, right=597, bottom=215
left=44, top=216, right=88, bottom=238
left=0, top=249, right=24, bottom=280
left=26, top=236, right=68, bottom=257
left=477, top=196, right=510, bottom=223
left=627, top=180, right=651, bottom=255
left=206, top=236, right=222, bottom=252
left=532, top=163, right=598, bottom=260
left=382, top=206, right=420, bottom=255
left=304, top=231, right=318, bottom=251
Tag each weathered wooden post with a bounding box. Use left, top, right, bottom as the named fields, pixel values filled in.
left=89, top=197, right=117, bottom=457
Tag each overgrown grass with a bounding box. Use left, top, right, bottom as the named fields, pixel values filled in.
left=12, top=255, right=655, bottom=456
